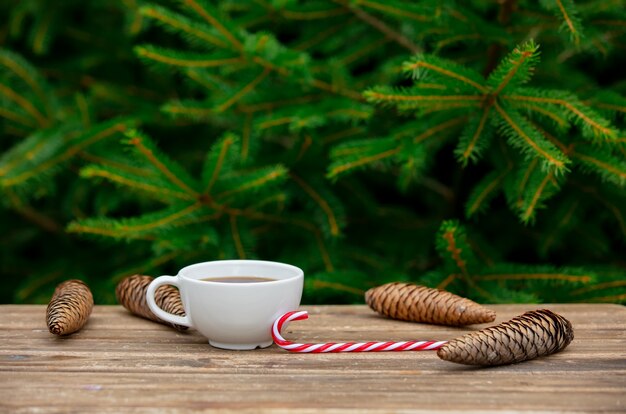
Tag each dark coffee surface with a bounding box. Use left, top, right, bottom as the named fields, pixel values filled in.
left=200, top=276, right=277, bottom=283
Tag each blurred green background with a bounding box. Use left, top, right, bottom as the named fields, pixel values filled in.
left=1, top=0, right=625, bottom=305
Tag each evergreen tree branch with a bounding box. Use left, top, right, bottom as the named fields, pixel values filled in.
left=314, top=230, right=335, bottom=272
left=203, top=134, right=237, bottom=193
left=544, top=0, right=585, bottom=45
left=521, top=103, right=569, bottom=128
left=402, top=55, right=487, bottom=93
left=487, top=40, right=539, bottom=95
left=6, top=189, right=61, bottom=233
left=229, top=214, right=246, bottom=259
left=80, top=165, right=196, bottom=201
left=125, top=130, right=200, bottom=196
left=290, top=172, right=341, bottom=237
left=322, top=127, right=365, bottom=145
left=332, top=0, right=421, bottom=53
left=0, top=107, right=37, bottom=128
left=0, top=49, right=51, bottom=116
left=215, top=165, right=287, bottom=200
left=238, top=94, right=323, bottom=113
left=572, top=146, right=626, bottom=185
left=328, top=145, right=400, bottom=178
left=216, top=67, right=270, bottom=112
left=503, top=91, right=615, bottom=138
left=140, top=5, right=229, bottom=48
left=180, top=0, right=244, bottom=52
left=242, top=112, right=252, bottom=160
left=135, top=46, right=244, bottom=68
left=466, top=169, right=509, bottom=217
left=494, top=102, right=568, bottom=170
left=0, top=83, right=49, bottom=127
left=365, top=87, right=483, bottom=105
left=413, top=116, right=467, bottom=143
left=456, top=107, right=492, bottom=164
left=521, top=171, right=554, bottom=223
left=474, top=272, right=590, bottom=283
left=1, top=121, right=128, bottom=187
left=68, top=202, right=203, bottom=238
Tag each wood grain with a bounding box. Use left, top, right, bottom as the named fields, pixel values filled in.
left=1, top=304, right=624, bottom=413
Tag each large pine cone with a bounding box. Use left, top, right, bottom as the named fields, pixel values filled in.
left=46, top=280, right=94, bottom=335
left=365, top=282, right=496, bottom=326
left=437, top=309, right=574, bottom=366
left=116, top=274, right=187, bottom=331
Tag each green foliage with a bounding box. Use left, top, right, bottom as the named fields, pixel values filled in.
left=1, top=0, right=625, bottom=305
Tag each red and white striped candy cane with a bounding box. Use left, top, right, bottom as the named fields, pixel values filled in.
left=272, top=311, right=448, bottom=353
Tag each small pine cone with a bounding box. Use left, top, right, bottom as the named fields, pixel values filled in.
left=46, top=280, right=94, bottom=335
left=437, top=309, right=574, bottom=366
left=115, top=274, right=187, bottom=331
left=365, top=282, right=496, bottom=326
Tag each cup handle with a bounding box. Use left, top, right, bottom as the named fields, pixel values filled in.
left=146, top=275, right=193, bottom=328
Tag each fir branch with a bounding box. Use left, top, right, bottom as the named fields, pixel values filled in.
left=413, top=116, right=467, bottom=144
left=140, top=4, right=229, bottom=48
left=474, top=272, right=591, bottom=283
left=124, top=129, right=200, bottom=196
left=520, top=170, right=557, bottom=223
left=0, top=107, right=36, bottom=128
left=333, top=0, right=421, bottom=53
left=541, top=0, right=585, bottom=45
left=456, top=108, right=492, bottom=165
left=327, top=138, right=400, bottom=179
left=180, top=0, right=244, bottom=52
left=493, top=102, right=569, bottom=171
left=215, top=67, right=270, bottom=112
left=202, top=133, right=239, bottom=193
left=504, top=88, right=616, bottom=140
left=0, top=49, right=51, bottom=116
left=402, top=55, right=487, bottom=93
left=214, top=165, right=288, bottom=200
left=80, top=165, right=196, bottom=201
left=0, top=83, right=49, bottom=127
left=135, top=45, right=244, bottom=68
left=364, top=86, right=483, bottom=107
left=68, top=202, right=203, bottom=239
left=1, top=120, right=129, bottom=187
left=241, top=112, right=252, bottom=160
left=5, top=189, right=61, bottom=233
left=572, top=145, right=626, bottom=185
left=290, top=172, right=341, bottom=237
left=229, top=214, right=246, bottom=259
left=466, top=169, right=509, bottom=217
left=487, top=40, right=539, bottom=95
left=279, top=6, right=348, bottom=20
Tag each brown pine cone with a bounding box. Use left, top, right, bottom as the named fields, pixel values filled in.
left=115, top=274, right=187, bottom=331
left=437, top=309, right=574, bottom=366
left=365, top=282, right=496, bottom=326
left=46, top=280, right=94, bottom=335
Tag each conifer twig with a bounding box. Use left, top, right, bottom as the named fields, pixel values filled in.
left=333, top=0, right=421, bottom=53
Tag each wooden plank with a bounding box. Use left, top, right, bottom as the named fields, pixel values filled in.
left=0, top=304, right=624, bottom=413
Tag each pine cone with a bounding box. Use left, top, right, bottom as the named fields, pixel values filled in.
left=115, top=274, right=187, bottom=331
left=437, top=309, right=574, bottom=366
left=46, top=280, right=94, bottom=335
left=365, top=282, right=496, bottom=326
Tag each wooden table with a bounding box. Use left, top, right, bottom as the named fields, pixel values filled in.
left=1, top=304, right=625, bottom=413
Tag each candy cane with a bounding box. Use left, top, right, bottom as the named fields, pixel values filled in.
left=272, top=311, right=448, bottom=353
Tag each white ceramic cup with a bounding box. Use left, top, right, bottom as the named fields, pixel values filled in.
left=146, top=260, right=303, bottom=350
